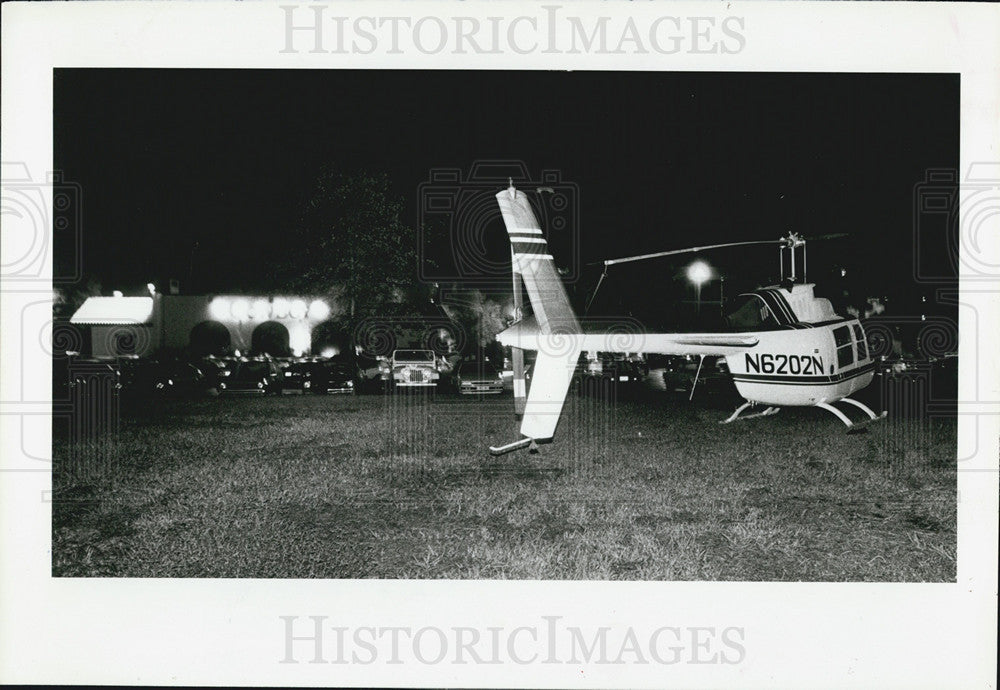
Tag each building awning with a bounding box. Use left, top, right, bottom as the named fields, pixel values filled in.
left=70, top=296, right=155, bottom=325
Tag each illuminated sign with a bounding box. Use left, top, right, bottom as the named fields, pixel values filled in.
left=206, top=296, right=330, bottom=323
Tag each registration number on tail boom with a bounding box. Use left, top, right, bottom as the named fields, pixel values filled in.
left=745, top=353, right=824, bottom=375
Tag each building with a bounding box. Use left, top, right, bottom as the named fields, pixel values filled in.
left=70, top=293, right=343, bottom=358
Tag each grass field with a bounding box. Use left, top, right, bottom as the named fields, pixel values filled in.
left=52, top=386, right=956, bottom=580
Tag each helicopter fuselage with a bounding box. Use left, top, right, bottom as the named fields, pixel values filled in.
left=725, top=317, right=874, bottom=407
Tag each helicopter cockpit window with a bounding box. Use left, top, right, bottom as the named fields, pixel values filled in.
left=834, top=325, right=854, bottom=368
left=852, top=324, right=868, bottom=361
left=725, top=295, right=776, bottom=332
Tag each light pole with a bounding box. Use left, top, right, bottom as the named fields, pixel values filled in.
left=687, top=260, right=712, bottom=315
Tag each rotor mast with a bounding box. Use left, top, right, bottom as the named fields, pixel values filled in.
left=779, top=232, right=807, bottom=283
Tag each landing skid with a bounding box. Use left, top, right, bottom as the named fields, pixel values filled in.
left=489, top=438, right=539, bottom=456
left=816, top=397, right=887, bottom=432
left=719, top=401, right=780, bottom=424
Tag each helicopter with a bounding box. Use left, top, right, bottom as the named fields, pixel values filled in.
left=489, top=182, right=886, bottom=456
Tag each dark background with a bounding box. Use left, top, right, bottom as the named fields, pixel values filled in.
left=53, top=70, right=959, bottom=324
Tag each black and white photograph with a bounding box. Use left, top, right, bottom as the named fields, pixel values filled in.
left=2, top=2, right=997, bottom=688
left=49, top=68, right=959, bottom=581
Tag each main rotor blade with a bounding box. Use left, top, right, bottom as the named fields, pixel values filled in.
left=603, top=239, right=781, bottom=267
left=810, top=233, right=849, bottom=241
left=601, top=233, right=849, bottom=268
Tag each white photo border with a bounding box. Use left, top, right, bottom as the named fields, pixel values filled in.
left=1, top=1, right=997, bottom=687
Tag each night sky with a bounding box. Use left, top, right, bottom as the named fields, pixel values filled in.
left=54, top=69, right=959, bottom=320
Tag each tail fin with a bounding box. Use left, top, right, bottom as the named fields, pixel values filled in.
left=493, top=184, right=582, bottom=450
left=495, top=183, right=580, bottom=334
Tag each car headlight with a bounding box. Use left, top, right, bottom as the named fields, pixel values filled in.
left=258, top=381, right=264, bottom=388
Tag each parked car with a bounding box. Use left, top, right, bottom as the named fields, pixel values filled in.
left=304, top=357, right=357, bottom=394
left=218, top=359, right=281, bottom=395
left=576, top=353, right=649, bottom=398
left=275, top=358, right=309, bottom=394
left=120, top=359, right=208, bottom=397
left=498, top=353, right=535, bottom=391
left=454, top=358, right=505, bottom=395
left=196, top=356, right=231, bottom=390
left=579, top=352, right=649, bottom=385
left=390, top=349, right=440, bottom=390
left=355, top=354, right=392, bottom=393
left=660, top=354, right=735, bottom=395
left=53, top=357, right=121, bottom=400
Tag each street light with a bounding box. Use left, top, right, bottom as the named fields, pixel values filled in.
left=687, top=260, right=712, bottom=314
